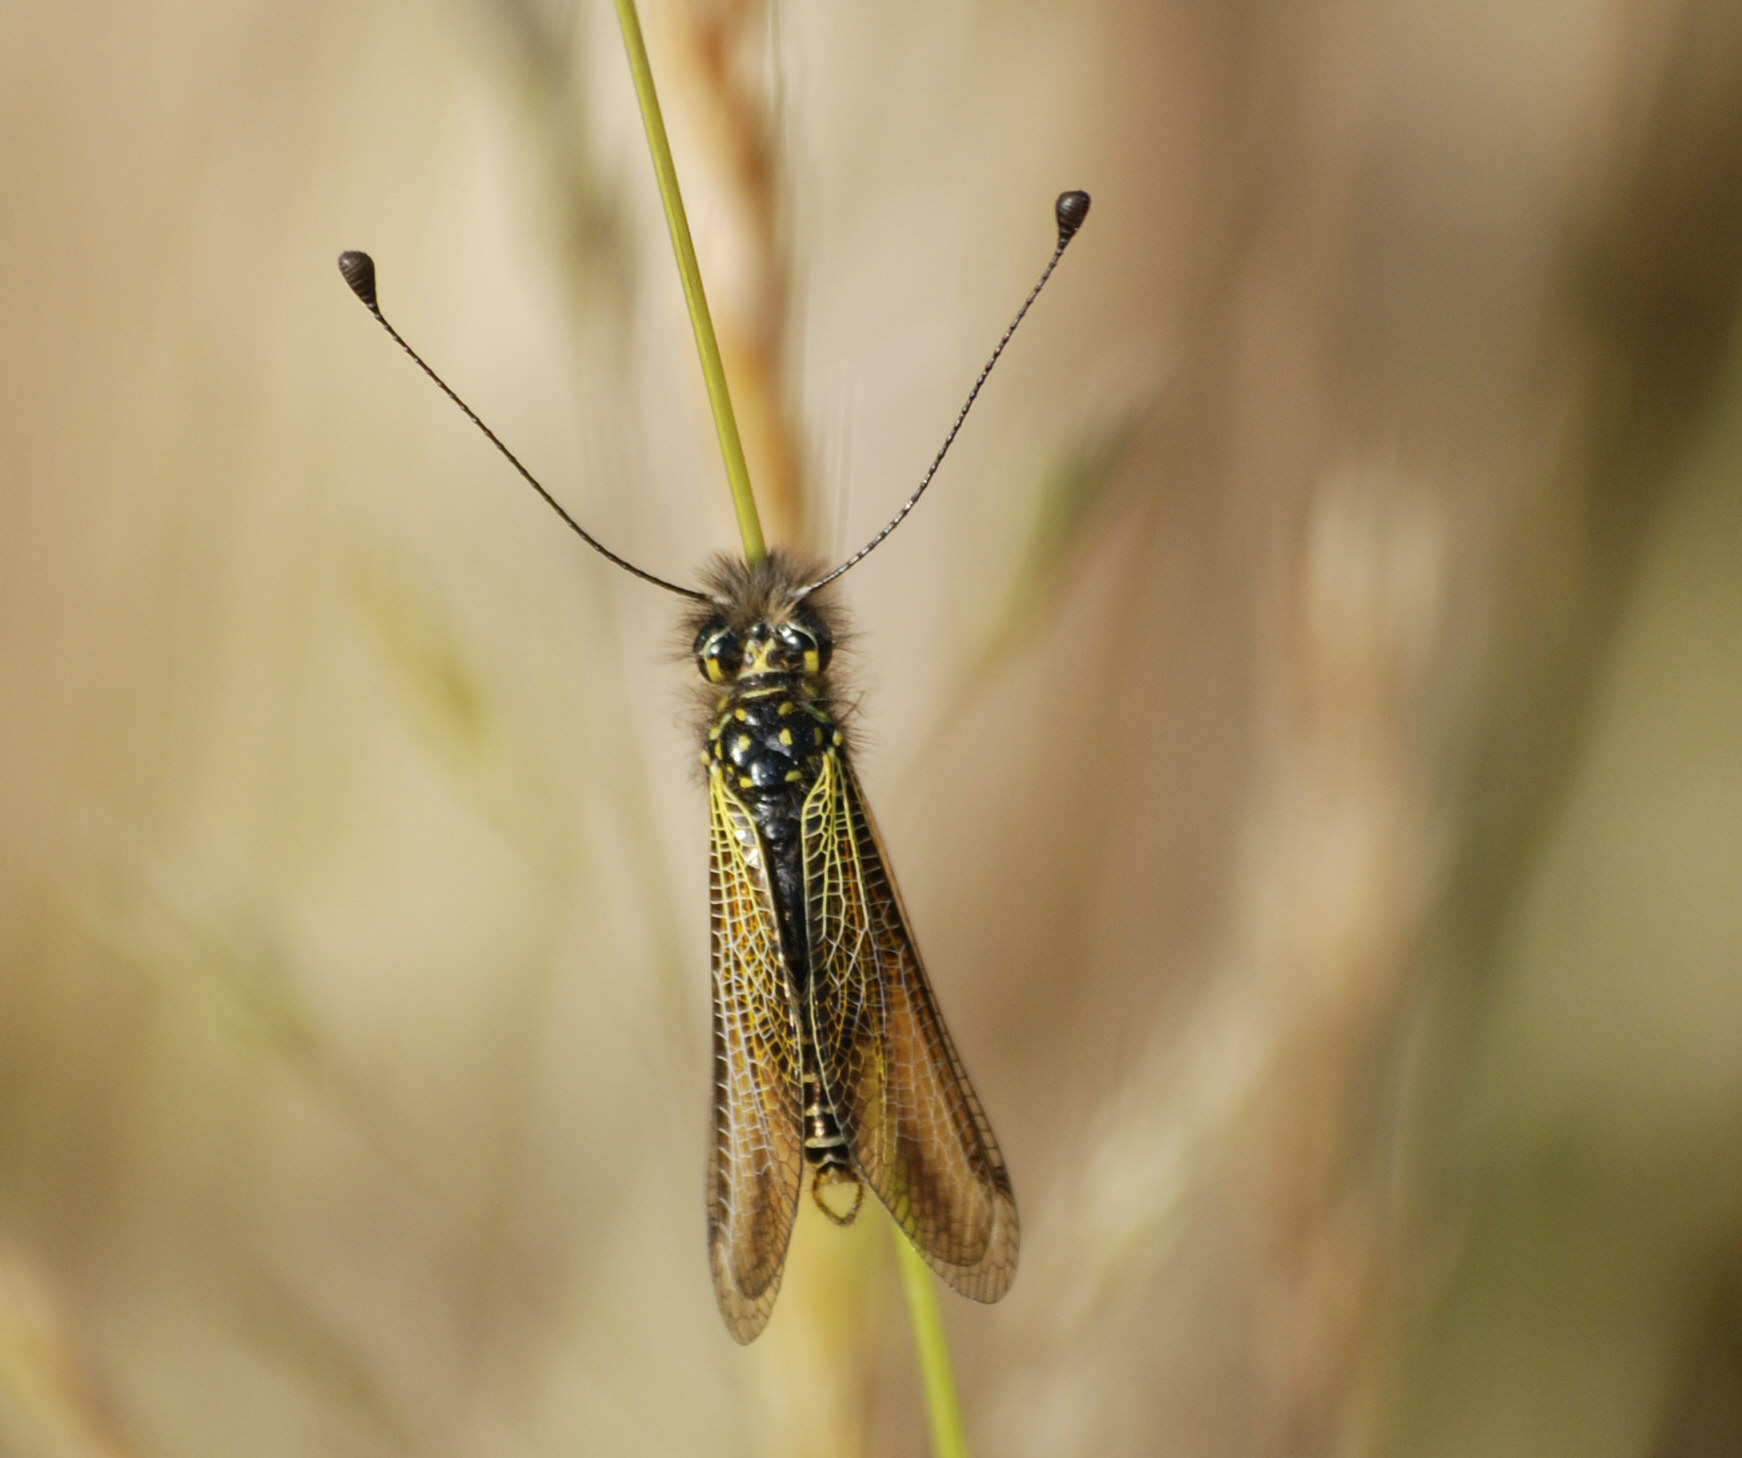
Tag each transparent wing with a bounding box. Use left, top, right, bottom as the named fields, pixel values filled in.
left=706, top=766, right=805, bottom=1343
left=803, top=750, right=1018, bottom=1301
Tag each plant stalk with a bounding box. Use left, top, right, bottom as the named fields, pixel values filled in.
left=896, top=1226, right=971, bottom=1458
left=612, top=9, right=968, bottom=1455
left=612, top=0, right=766, bottom=562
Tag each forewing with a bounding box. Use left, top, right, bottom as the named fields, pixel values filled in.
left=706, top=766, right=805, bottom=1342
left=804, top=751, right=1018, bottom=1301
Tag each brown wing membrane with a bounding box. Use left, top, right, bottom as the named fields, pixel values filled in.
left=803, top=751, right=1018, bottom=1301
left=706, top=766, right=806, bottom=1343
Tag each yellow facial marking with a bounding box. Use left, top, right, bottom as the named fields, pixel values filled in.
left=742, top=640, right=780, bottom=674
left=778, top=728, right=794, bottom=747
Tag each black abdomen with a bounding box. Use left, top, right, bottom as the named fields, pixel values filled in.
left=706, top=675, right=849, bottom=1176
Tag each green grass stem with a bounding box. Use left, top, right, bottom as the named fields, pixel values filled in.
left=613, top=9, right=966, bottom=1454
left=895, top=1225, right=971, bottom=1458
left=612, top=0, right=766, bottom=563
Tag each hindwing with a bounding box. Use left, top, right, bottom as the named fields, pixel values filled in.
left=802, top=749, right=1018, bottom=1301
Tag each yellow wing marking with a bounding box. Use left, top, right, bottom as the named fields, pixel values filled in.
left=706, top=764, right=805, bottom=1343
left=803, top=749, right=1018, bottom=1301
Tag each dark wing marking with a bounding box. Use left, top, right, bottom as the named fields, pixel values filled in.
left=706, top=765, right=805, bottom=1342
left=803, top=749, right=1018, bottom=1301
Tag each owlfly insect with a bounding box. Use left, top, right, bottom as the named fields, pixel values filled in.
left=338, top=188, right=1088, bottom=1341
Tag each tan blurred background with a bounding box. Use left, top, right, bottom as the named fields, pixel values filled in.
left=3, top=0, right=1741, bottom=1455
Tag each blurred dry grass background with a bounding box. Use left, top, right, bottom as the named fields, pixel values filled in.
left=2, top=0, right=1741, bottom=1455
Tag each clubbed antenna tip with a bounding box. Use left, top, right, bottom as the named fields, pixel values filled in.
left=337, top=250, right=378, bottom=310
left=1055, top=191, right=1091, bottom=247
left=800, top=188, right=1093, bottom=595
left=333, top=244, right=705, bottom=600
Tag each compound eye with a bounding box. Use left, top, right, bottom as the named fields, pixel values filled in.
left=694, top=626, right=742, bottom=683
left=778, top=620, right=830, bottom=674
left=794, top=612, right=833, bottom=672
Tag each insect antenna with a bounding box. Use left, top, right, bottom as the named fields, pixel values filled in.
left=336, top=250, right=708, bottom=602
left=801, top=189, right=1091, bottom=595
